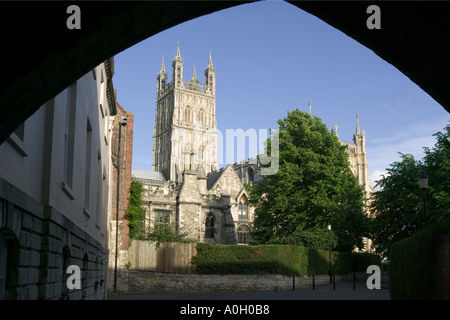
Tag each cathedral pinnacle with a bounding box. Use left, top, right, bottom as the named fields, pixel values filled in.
left=207, top=50, right=214, bottom=69
left=192, top=63, right=197, bottom=81
left=175, top=41, right=182, bottom=61
left=356, top=114, right=361, bottom=134
left=160, top=56, right=166, bottom=74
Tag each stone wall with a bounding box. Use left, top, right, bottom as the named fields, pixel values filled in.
left=120, top=271, right=361, bottom=295
left=0, top=179, right=107, bottom=300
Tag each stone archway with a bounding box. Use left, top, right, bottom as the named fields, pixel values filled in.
left=1, top=1, right=449, bottom=146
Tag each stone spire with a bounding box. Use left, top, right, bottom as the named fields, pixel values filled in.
left=356, top=113, right=361, bottom=135
left=192, top=63, right=197, bottom=81
left=175, top=41, right=182, bottom=61
left=204, top=50, right=215, bottom=95
left=207, top=50, right=214, bottom=69
left=309, top=100, right=312, bottom=115
left=160, top=56, right=166, bottom=74
left=172, top=42, right=184, bottom=88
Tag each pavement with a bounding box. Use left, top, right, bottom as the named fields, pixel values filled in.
left=108, top=275, right=390, bottom=300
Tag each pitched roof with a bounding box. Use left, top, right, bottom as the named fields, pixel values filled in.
left=207, top=169, right=223, bottom=190
left=132, top=169, right=166, bottom=182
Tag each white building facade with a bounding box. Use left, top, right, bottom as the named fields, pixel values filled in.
left=0, top=60, right=117, bottom=299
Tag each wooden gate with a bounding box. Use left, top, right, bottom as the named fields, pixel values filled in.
left=128, top=241, right=197, bottom=273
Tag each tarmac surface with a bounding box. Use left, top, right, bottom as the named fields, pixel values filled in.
left=108, top=275, right=390, bottom=300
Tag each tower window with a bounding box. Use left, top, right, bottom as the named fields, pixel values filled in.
left=197, top=109, right=205, bottom=127
left=184, top=106, right=192, bottom=124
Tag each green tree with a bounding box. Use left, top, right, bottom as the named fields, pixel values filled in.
left=127, top=180, right=146, bottom=240
left=422, top=123, right=450, bottom=224
left=249, top=109, right=368, bottom=251
left=370, top=122, right=450, bottom=258
left=369, top=153, right=422, bottom=257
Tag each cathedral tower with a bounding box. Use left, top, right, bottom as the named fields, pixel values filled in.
left=350, top=114, right=370, bottom=195
left=153, top=43, right=219, bottom=182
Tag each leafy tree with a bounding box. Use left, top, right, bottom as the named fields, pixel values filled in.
left=370, top=122, right=450, bottom=258
left=369, top=153, right=422, bottom=257
left=127, top=180, right=146, bottom=240
left=249, top=109, right=368, bottom=251
left=146, top=223, right=195, bottom=244
left=422, top=123, right=450, bottom=224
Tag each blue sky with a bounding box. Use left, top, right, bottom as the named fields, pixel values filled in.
left=113, top=0, right=449, bottom=189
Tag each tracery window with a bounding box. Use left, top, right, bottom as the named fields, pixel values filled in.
left=197, top=108, right=205, bottom=127
left=238, top=196, right=248, bottom=220
left=184, top=106, right=192, bottom=124
left=246, top=167, right=254, bottom=185
left=237, top=225, right=250, bottom=244
left=205, top=213, right=215, bottom=239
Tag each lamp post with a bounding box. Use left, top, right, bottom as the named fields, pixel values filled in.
left=114, top=118, right=127, bottom=293
left=327, top=221, right=332, bottom=284
left=418, top=171, right=428, bottom=229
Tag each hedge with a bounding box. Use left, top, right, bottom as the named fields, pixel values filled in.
left=389, top=219, right=450, bottom=300
left=192, top=243, right=379, bottom=276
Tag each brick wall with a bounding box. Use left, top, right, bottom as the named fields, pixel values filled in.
left=110, top=103, right=133, bottom=251
left=108, top=101, right=133, bottom=293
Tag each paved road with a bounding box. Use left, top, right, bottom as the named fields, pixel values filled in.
left=108, top=277, right=390, bottom=300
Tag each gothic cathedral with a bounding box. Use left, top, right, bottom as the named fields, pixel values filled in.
left=133, top=44, right=253, bottom=245
left=133, top=44, right=372, bottom=249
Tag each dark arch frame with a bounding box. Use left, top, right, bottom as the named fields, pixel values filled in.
left=1, top=1, right=449, bottom=146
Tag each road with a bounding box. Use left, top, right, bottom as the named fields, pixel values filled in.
left=108, top=277, right=390, bottom=300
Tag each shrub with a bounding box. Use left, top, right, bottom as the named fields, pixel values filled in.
left=192, top=243, right=379, bottom=276
left=389, top=219, right=450, bottom=299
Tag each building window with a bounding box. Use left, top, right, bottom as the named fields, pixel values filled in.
left=154, top=211, right=170, bottom=230
left=237, top=225, right=250, bottom=244
left=205, top=213, right=215, bottom=239
left=84, top=119, right=92, bottom=216
left=238, top=196, right=248, bottom=220
left=63, top=83, right=77, bottom=192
